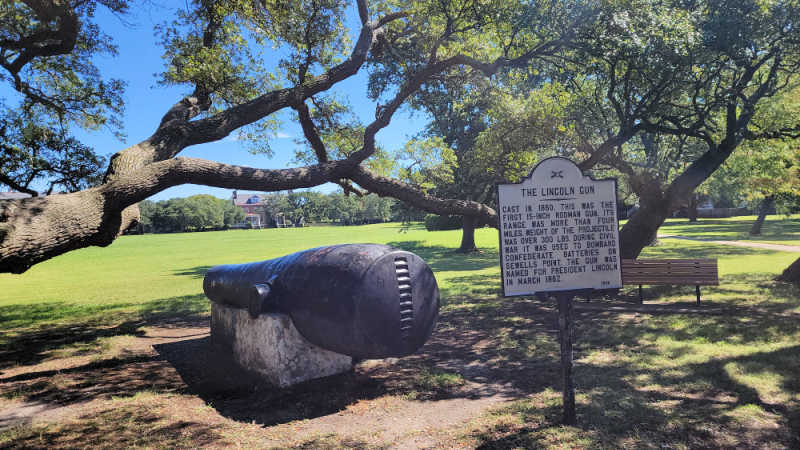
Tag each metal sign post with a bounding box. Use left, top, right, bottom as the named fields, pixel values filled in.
left=497, top=157, right=622, bottom=425
left=556, top=290, right=576, bottom=425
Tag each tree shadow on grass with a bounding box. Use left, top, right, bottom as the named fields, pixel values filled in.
left=0, top=353, right=186, bottom=410
left=0, top=294, right=209, bottom=370
left=8, top=289, right=797, bottom=446
left=387, top=240, right=499, bottom=272
left=172, top=265, right=213, bottom=279
left=642, top=242, right=777, bottom=259
left=471, top=307, right=800, bottom=448
left=150, top=274, right=800, bottom=433
left=2, top=265, right=798, bottom=447
left=660, top=217, right=800, bottom=243
left=617, top=273, right=794, bottom=306
left=465, top=272, right=800, bottom=447
left=1, top=401, right=227, bottom=448
left=152, top=296, right=566, bottom=428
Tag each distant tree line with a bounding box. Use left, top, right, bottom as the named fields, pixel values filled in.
left=136, top=195, right=245, bottom=233
left=258, top=191, right=402, bottom=226
left=135, top=192, right=407, bottom=233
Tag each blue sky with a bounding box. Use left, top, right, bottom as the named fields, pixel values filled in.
left=6, top=2, right=429, bottom=201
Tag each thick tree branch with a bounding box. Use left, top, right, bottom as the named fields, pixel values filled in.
left=158, top=89, right=212, bottom=127
left=356, top=0, right=369, bottom=24
left=175, top=13, right=392, bottom=152
left=0, top=173, right=39, bottom=197
left=0, top=157, right=355, bottom=273
left=103, top=157, right=355, bottom=209
left=577, top=131, right=636, bottom=171
left=348, top=166, right=498, bottom=227
left=295, top=102, right=329, bottom=162
left=1, top=0, right=79, bottom=74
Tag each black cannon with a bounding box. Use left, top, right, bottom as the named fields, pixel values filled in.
left=203, top=244, right=440, bottom=359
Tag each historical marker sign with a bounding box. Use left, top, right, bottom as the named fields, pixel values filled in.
left=497, top=157, right=623, bottom=425
left=498, top=157, right=622, bottom=296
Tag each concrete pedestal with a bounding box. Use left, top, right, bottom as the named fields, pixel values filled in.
left=211, top=302, right=353, bottom=387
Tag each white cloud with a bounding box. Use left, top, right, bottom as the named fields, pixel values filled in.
left=275, top=132, right=291, bottom=139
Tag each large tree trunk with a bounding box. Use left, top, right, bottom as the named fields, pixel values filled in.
left=749, top=195, right=774, bottom=236
left=0, top=141, right=162, bottom=273
left=777, top=257, right=800, bottom=283
left=618, top=200, right=671, bottom=259
left=0, top=157, right=359, bottom=273
left=618, top=135, right=738, bottom=259
left=687, top=194, right=699, bottom=222
left=0, top=161, right=499, bottom=273
left=458, top=215, right=478, bottom=253
left=618, top=172, right=668, bottom=259
left=0, top=190, right=121, bottom=273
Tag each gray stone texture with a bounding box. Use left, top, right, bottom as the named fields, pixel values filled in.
left=211, top=302, right=353, bottom=387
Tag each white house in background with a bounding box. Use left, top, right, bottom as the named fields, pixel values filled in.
left=0, top=191, right=32, bottom=201
left=232, top=190, right=268, bottom=228
left=231, top=190, right=300, bottom=228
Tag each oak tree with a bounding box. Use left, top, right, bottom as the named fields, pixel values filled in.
left=0, top=0, right=582, bottom=273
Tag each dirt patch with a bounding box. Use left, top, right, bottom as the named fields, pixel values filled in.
left=0, top=301, right=555, bottom=448
left=3, top=294, right=799, bottom=448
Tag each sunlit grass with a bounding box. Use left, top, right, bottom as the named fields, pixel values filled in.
left=1, top=218, right=799, bottom=448
left=0, top=224, right=495, bottom=327
left=1, top=220, right=797, bottom=329
left=658, top=214, right=800, bottom=246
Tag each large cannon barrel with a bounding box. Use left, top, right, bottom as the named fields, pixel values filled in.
left=203, top=244, right=439, bottom=359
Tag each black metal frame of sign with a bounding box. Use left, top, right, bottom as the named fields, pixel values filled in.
left=496, top=157, right=622, bottom=426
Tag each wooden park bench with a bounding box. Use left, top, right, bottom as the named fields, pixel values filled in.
left=621, top=259, right=719, bottom=304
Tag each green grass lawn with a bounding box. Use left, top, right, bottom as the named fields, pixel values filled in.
left=2, top=219, right=799, bottom=448
left=658, top=214, right=800, bottom=246
left=0, top=223, right=504, bottom=328
left=2, top=218, right=796, bottom=329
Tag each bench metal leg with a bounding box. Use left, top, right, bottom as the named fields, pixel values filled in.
left=639, top=285, right=643, bottom=304
left=696, top=285, right=701, bottom=304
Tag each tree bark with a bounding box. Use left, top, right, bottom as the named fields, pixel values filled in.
left=618, top=199, right=670, bottom=259
left=749, top=195, right=774, bottom=236
left=458, top=215, right=478, bottom=253
left=777, top=256, right=800, bottom=283
left=0, top=0, right=589, bottom=273
left=618, top=133, right=738, bottom=258
left=0, top=157, right=356, bottom=273
left=688, top=194, right=698, bottom=222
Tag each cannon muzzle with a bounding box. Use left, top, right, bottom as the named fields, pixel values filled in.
left=203, top=244, right=439, bottom=359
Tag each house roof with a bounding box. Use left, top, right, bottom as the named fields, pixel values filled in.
left=233, top=193, right=267, bottom=206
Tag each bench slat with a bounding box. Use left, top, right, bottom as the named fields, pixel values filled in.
left=621, top=258, right=719, bottom=286
left=620, top=258, right=719, bottom=304
left=622, top=278, right=719, bottom=285
left=623, top=268, right=718, bottom=273
left=621, top=259, right=717, bottom=263
left=622, top=274, right=719, bottom=280
left=623, top=274, right=719, bottom=279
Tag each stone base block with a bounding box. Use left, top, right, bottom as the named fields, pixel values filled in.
left=211, top=302, right=353, bottom=387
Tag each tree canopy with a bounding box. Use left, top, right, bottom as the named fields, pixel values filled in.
left=1, top=0, right=800, bottom=280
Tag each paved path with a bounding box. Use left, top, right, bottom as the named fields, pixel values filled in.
left=658, top=234, right=800, bottom=253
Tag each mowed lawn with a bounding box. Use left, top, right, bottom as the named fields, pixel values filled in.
left=1, top=216, right=800, bottom=448
left=0, top=223, right=504, bottom=328
left=2, top=215, right=797, bottom=324
left=658, top=214, right=800, bottom=246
